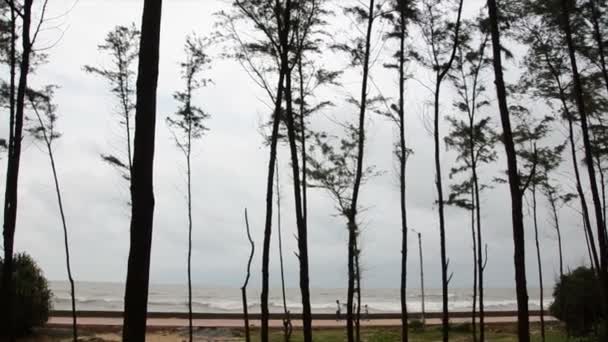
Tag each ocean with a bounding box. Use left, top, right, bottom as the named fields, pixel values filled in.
left=50, top=281, right=551, bottom=314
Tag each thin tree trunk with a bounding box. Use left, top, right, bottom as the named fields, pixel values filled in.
left=31, top=100, right=78, bottom=342
left=187, top=134, right=193, bottom=342
left=544, top=54, right=601, bottom=272
left=473, top=168, right=485, bottom=341
left=2, top=2, right=33, bottom=339
left=470, top=183, right=477, bottom=342
left=347, top=1, right=375, bottom=341
left=284, top=67, right=312, bottom=342
left=549, top=194, right=564, bottom=278
left=242, top=209, right=254, bottom=342
left=260, top=58, right=287, bottom=342
left=398, top=0, right=409, bottom=338
left=431, top=2, right=464, bottom=340
left=276, top=162, right=292, bottom=342
left=122, top=1, right=163, bottom=340
left=560, top=0, right=608, bottom=288
left=433, top=80, right=450, bottom=342
left=486, top=1, right=530, bottom=340
left=417, top=232, right=425, bottom=325
left=531, top=187, right=545, bottom=342
left=355, top=240, right=362, bottom=342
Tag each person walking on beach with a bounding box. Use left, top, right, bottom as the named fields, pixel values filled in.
left=336, top=300, right=342, bottom=321
left=364, top=304, right=369, bottom=321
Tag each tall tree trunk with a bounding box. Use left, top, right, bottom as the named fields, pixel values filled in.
left=398, top=1, right=409, bottom=340
left=186, top=135, right=193, bottom=342
left=122, top=0, right=163, bottom=340
left=276, top=163, right=292, bottom=342
left=242, top=209, right=254, bottom=342
left=531, top=187, right=545, bottom=342
left=470, top=183, right=477, bottom=342
left=473, top=168, right=485, bottom=341
left=486, top=1, right=530, bottom=340
left=433, top=80, right=450, bottom=342
left=31, top=102, right=78, bottom=342
left=355, top=240, right=362, bottom=342
left=284, top=67, right=312, bottom=342
left=560, top=0, right=608, bottom=308
left=2, top=2, right=33, bottom=339
left=260, top=59, right=287, bottom=342
left=416, top=232, right=425, bottom=325
left=543, top=52, right=601, bottom=271
left=549, top=193, right=564, bottom=278
left=347, top=1, right=375, bottom=341
left=431, top=2, right=463, bottom=340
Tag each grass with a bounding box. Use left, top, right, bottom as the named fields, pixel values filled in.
left=251, top=324, right=572, bottom=342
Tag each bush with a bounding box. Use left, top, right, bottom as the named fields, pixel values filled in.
left=0, top=253, right=52, bottom=336
left=550, top=266, right=603, bottom=336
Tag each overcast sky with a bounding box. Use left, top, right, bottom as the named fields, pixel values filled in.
left=2, top=0, right=594, bottom=290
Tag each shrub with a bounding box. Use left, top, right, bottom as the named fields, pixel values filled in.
left=549, top=266, right=602, bottom=336
left=0, top=253, right=53, bottom=336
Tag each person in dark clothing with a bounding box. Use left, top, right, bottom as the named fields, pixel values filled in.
left=336, top=300, right=341, bottom=321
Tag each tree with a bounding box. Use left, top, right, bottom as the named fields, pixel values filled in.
left=486, top=0, right=531, bottom=340
left=241, top=209, right=254, bottom=342
left=415, top=0, right=464, bottom=339
left=84, top=24, right=140, bottom=186
left=321, top=1, right=384, bottom=340
left=444, top=19, right=495, bottom=341
left=307, top=128, right=380, bottom=342
left=514, top=9, right=602, bottom=276
left=560, top=0, right=608, bottom=311
left=511, top=107, right=564, bottom=342
left=221, top=1, right=301, bottom=339
left=2, top=1, right=49, bottom=338
left=121, top=0, right=163, bottom=340
left=26, top=87, right=77, bottom=342
left=541, top=181, right=575, bottom=280
left=380, top=1, right=417, bottom=340
left=166, top=34, right=211, bottom=342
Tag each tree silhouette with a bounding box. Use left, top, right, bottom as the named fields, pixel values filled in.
left=486, top=0, right=531, bottom=340
left=241, top=209, right=254, bottom=342
left=84, top=24, right=140, bottom=186
left=444, top=18, right=495, bottom=341
left=415, top=0, right=464, bottom=339
left=511, top=107, right=564, bottom=342
left=380, top=1, right=416, bottom=339
left=166, top=34, right=211, bottom=342
left=121, top=0, right=163, bottom=340
left=2, top=1, right=49, bottom=338
left=27, top=86, right=77, bottom=342
left=560, top=0, right=608, bottom=313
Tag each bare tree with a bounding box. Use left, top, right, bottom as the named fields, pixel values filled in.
left=166, top=35, right=211, bottom=342
left=27, top=87, right=77, bottom=342
left=241, top=209, right=254, bottom=342
left=122, top=0, right=163, bottom=340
